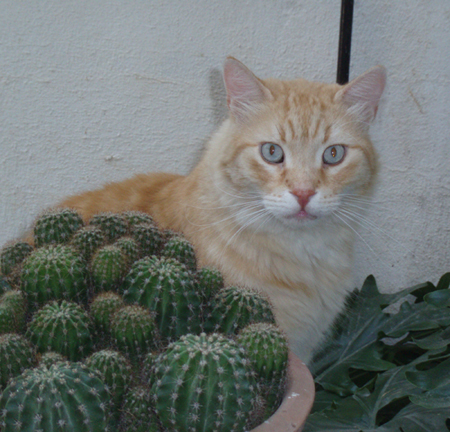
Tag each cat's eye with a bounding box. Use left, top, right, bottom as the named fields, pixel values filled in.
left=260, top=143, right=284, bottom=164
left=323, top=145, right=346, bottom=165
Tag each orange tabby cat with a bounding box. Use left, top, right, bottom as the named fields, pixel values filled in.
left=60, top=58, right=386, bottom=363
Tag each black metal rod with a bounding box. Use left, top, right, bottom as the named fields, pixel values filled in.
left=336, top=0, right=354, bottom=84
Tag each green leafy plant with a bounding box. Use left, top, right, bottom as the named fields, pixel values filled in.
left=304, top=273, right=450, bottom=431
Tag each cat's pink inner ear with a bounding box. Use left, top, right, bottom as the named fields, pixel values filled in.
left=337, top=65, right=387, bottom=123
left=223, top=57, right=270, bottom=122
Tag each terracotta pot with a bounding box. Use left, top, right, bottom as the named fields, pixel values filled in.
left=250, top=351, right=315, bottom=432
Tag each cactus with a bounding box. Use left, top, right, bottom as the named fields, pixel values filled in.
left=205, top=285, right=276, bottom=335
left=71, top=226, right=106, bottom=260
left=0, top=290, right=27, bottom=334
left=237, top=323, right=289, bottom=415
left=89, top=292, right=125, bottom=335
left=0, top=241, right=34, bottom=276
left=114, top=237, right=140, bottom=264
left=0, top=333, right=36, bottom=389
left=122, top=211, right=155, bottom=229
left=150, top=332, right=260, bottom=432
left=130, top=223, right=163, bottom=257
left=161, top=235, right=197, bottom=271
left=122, top=256, right=202, bottom=341
left=91, top=245, right=129, bottom=292
left=85, top=349, right=132, bottom=407
left=0, top=362, right=111, bottom=432
left=27, top=300, right=93, bottom=361
left=33, top=208, right=84, bottom=247
left=21, top=245, right=87, bottom=307
left=196, top=266, right=224, bottom=301
left=38, top=351, right=66, bottom=368
left=89, top=213, right=128, bottom=242
left=110, top=305, right=159, bottom=360
left=120, top=385, right=160, bottom=432
left=0, top=275, right=11, bottom=295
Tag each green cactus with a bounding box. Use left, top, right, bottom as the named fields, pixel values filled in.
left=0, top=333, right=36, bottom=389
left=205, top=285, right=276, bottom=335
left=91, top=245, right=129, bottom=292
left=122, top=256, right=203, bottom=341
left=0, top=241, right=34, bottom=276
left=161, top=235, right=197, bottom=271
left=122, top=211, right=155, bottom=229
left=0, top=362, right=112, bottom=432
left=110, top=305, right=159, bottom=360
left=0, top=290, right=27, bottom=334
left=114, top=237, right=140, bottom=264
left=33, top=208, right=84, bottom=247
left=27, top=300, right=93, bottom=361
left=21, top=245, right=87, bottom=308
left=89, top=292, right=125, bottom=335
left=89, top=213, right=128, bottom=242
left=85, top=349, right=132, bottom=407
left=38, top=351, right=66, bottom=368
left=0, top=275, right=11, bottom=295
left=71, top=226, right=106, bottom=260
left=196, top=266, right=224, bottom=301
left=237, top=323, right=289, bottom=416
left=120, top=385, right=160, bottom=432
left=150, top=333, right=260, bottom=432
left=130, top=223, right=163, bottom=257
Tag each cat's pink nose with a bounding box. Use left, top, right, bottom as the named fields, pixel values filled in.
left=291, top=189, right=316, bottom=209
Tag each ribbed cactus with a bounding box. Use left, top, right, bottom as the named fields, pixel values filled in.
left=0, top=333, right=36, bottom=389
left=27, top=300, right=93, bottom=361
left=205, top=285, right=276, bottom=335
left=0, top=241, right=34, bottom=276
left=196, top=266, right=224, bottom=301
left=0, top=362, right=111, bottom=432
left=120, top=385, right=160, bottom=432
left=162, top=235, right=197, bottom=271
left=33, top=208, right=84, bottom=247
left=21, top=245, right=87, bottom=307
left=90, top=245, right=129, bottom=292
left=110, top=305, right=159, bottom=360
left=122, top=211, right=154, bottom=229
left=71, top=226, right=106, bottom=260
left=89, top=213, right=128, bottom=242
left=237, top=323, right=289, bottom=415
left=114, top=237, right=140, bottom=264
left=89, top=292, right=125, bottom=335
left=38, top=351, right=66, bottom=368
left=0, top=290, right=27, bottom=334
left=85, top=349, right=132, bottom=407
left=130, top=223, right=163, bottom=257
left=0, top=275, right=11, bottom=295
left=122, top=256, right=202, bottom=341
left=150, top=333, right=260, bottom=432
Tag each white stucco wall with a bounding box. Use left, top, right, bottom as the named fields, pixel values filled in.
left=1, top=1, right=449, bottom=293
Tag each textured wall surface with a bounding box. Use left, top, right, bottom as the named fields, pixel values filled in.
left=1, top=1, right=449, bottom=292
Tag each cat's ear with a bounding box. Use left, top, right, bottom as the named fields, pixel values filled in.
left=336, top=65, right=386, bottom=124
left=223, top=57, right=272, bottom=123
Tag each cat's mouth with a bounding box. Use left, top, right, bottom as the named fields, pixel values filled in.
left=288, top=210, right=318, bottom=221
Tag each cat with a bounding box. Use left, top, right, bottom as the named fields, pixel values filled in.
left=59, top=57, right=386, bottom=364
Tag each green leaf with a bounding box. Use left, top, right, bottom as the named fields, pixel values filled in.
left=406, top=357, right=450, bottom=390
left=424, top=289, right=450, bottom=308
left=437, top=272, right=450, bottom=291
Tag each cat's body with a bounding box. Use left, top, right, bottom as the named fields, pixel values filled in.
left=60, top=59, right=386, bottom=363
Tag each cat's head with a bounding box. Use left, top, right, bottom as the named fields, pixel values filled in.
left=210, top=57, right=386, bottom=230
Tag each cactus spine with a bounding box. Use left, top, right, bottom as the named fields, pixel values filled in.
left=89, top=292, right=125, bottom=335
left=162, top=235, right=197, bottom=271
left=71, top=226, right=106, bottom=260
left=150, top=333, right=260, bottom=432
left=89, top=213, right=128, bottom=242
left=122, top=256, right=202, bottom=341
left=0, top=362, right=111, bottom=432
left=0, top=242, right=34, bottom=276
left=0, top=333, right=36, bottom=389
left=33, top=208, right=84, bottom=247
left=90, top=245, right=129, bottom=292
left=21, top=245, right=87, bottom=307
left=114, top=237, right=140, bottom=264
left=130, top=223, right=163, bottom=257
left=27, top=300, right=93, bottom=361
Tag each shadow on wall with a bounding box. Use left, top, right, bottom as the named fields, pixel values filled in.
left=208, top=67, right=228, bottom=128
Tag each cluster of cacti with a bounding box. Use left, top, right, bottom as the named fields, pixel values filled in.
left=0, top=208, right=289, bottom=432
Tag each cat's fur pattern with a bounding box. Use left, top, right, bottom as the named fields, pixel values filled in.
left=60, top=58, right=386, bottom=363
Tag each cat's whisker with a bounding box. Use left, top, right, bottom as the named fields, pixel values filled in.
left=338, top=207, right=414, bottom=256
left=214, top=185, right=261, bottom=200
